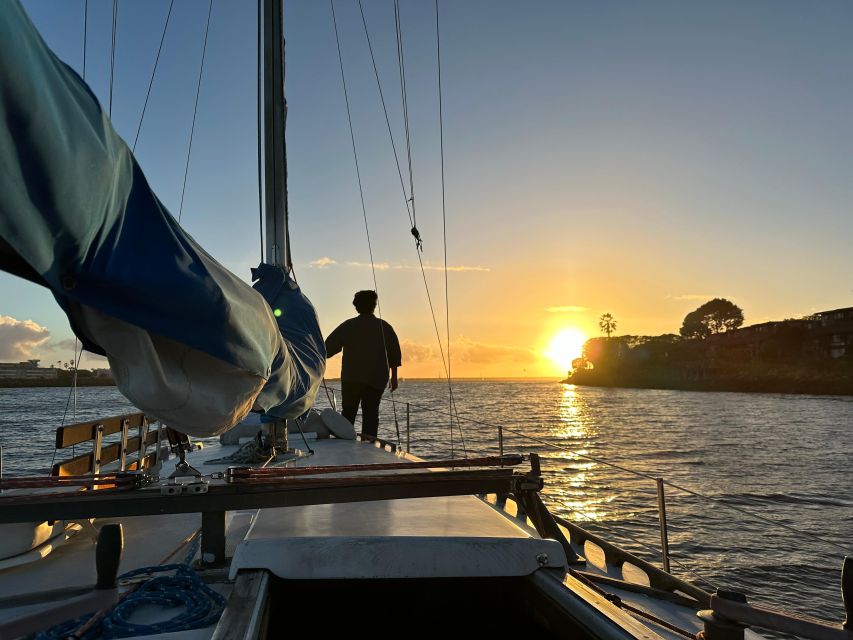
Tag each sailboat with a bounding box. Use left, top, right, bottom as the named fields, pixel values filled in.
left=1, top=2, right=851, bottom=639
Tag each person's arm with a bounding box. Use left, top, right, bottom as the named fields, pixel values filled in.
left=324, top=323, right=346, bottom=358
left=387, top=323, right=402, bottom=390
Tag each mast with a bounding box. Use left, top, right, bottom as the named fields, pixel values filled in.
left=262, top=0, right=289, bottom=269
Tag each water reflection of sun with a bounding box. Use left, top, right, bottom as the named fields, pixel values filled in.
left=557, top=386, right=587, bottom=439
left=552, top=385, right=610, bottom=521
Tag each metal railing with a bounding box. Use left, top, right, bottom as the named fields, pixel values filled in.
left=374, top=392, right=850, bottom=552
left=367, top=389, right=853, bottom=640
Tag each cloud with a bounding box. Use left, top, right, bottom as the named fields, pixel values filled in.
left=309, top=256, right=337, bottom=268
left=546, top=306, right=588, bottom=313
left=307, top=258, right=488, bottom=273
left=453, top=336, right=537, bottom=365
left=347, top=261, right=390, bottom=270
left=420, top=264, right=489, bottom=273
left=0, top=315, right=51, bottom=360
left=42, top=338, right=78, bottom=353
left=400, top=339, right=434, bottom=364
left=396, top=337, right=537, bottom=366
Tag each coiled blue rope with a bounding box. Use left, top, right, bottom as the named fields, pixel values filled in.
left=36, top=534, right=225, bottom=639
left=101, top=564, right=226, bottom=637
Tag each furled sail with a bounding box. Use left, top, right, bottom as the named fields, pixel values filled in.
left=0, top=1, right=325, bottom=436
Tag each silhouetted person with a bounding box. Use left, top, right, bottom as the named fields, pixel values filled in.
left=325, top=290, right=401, bottom=439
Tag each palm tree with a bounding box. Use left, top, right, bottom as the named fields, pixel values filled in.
left=599, top=313, right=617, bottom=338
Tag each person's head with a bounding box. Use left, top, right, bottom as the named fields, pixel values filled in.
left=353, top=290, right=378, bottom=314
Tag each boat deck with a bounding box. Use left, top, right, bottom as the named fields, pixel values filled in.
left=0, top=435, right=726, bottom=640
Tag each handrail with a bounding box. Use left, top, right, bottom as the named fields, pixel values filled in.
left=483, top=490, right=711, bottom=606
left=52, top=414, right=160, bottom=477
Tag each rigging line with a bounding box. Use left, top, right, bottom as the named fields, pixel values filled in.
left=358, top=1, right=463, bottom=453
left=321, top=378, right=336, bottom=410
left=108, top=0, right=117, bottom=117
left=131, top=0, right=175, bottom=153
left=178, top=0, right=214, bottom=225
left=435, top=0, right=457, bottom=457
left=330, top=0, right=401, bottom=444
left=414, top=250, right=467, bottom=458
left=256, top=0, right=264, bottom=262
left=356, top=0, right=413, bottom=229
left=394, top=0, right=417, bottom=238
left=49, top=342, right=85, bottom=475
left=82, top=0, right=88, bottom=79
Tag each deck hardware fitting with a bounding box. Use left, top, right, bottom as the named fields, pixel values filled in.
left=165, top=426, right=201, bottom=479
left=656, top=477, right=671, bottom=573
left=698, top=609, right=747, bottom=640
left=536, top=553, right=549, bottom=567
left=700, top=590, right=748, bottom=640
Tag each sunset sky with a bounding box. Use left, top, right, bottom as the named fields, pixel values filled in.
left=2, top=0, right=853, bottom=379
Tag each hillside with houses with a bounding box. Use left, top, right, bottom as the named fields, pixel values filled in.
left=569, top=306, right=853, bottom=396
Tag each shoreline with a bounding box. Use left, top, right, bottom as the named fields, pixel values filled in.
left=565, top=370, right=853, bottom=397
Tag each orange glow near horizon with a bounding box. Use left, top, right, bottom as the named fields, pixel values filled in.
left=544, top=328, right=587, bottom=373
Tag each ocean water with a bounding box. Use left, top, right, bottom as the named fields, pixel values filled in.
left=1, top=381, right=851, bottom=623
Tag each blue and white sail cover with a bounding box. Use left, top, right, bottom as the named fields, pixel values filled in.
left=0, top=1, right=325, bottom=436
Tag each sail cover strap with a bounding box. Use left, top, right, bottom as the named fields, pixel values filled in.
left=0, top=1, right=324, bottom=435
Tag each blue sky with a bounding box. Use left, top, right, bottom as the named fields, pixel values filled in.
left=3, top=0, right=853, bottom=376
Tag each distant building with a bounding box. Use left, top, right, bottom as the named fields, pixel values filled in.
left=707, top=306, right=853, bottom=361
left=813, top=307, right=853, bottom=359
left=0, top=359, right=60, bottom=380
left=90, top=368, right=113, bottom=379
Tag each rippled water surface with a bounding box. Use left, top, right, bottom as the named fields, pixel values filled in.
left=1, top=382, right=851, bottom=623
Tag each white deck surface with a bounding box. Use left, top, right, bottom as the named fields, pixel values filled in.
left=228, top=438, right=568, bottom=579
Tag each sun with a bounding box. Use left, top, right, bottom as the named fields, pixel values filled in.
left=545, top=328, right=587, bottom=372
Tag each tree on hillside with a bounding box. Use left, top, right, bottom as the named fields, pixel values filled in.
left=599, top=313, right=617, bottom=338
left=679, top=298, right=744, bottom=339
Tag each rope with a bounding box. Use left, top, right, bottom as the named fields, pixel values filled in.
left=37, top=539, right=222, bottom=640
left=321, top=378, right=336, bottom=409
left=357, top=2, right=466, bottom=456
left=108, top=564, right=225, bottom=637
left=49, top=342, right=84, bottom=475
left=329, top=0, right=401, bottom=445
left=178, top=0, right=214, bottom=224
left=356, top=0, right=414, bottom=230
left=434, top=0, right=459, bottom=466
left=393, top=0, right=419, bottom=248
left=108, top=0, right=117, bottom=117
left=131, top=0, right=175, bottom=153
